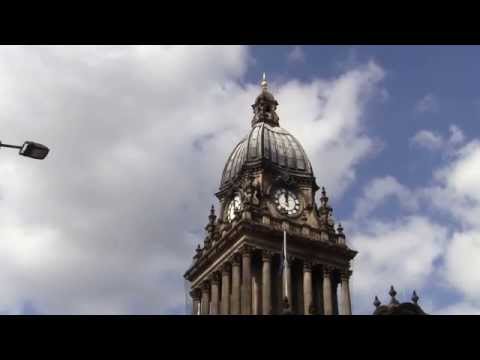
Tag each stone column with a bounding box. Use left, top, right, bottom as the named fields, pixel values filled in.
left=332, top=279, right=339, bottom=315
left=261, top=250, right=272, bottom=315
left=200, top=281, right=210, bottom=315
left=340, top=270, right=352, bottom=315
left=210, top=272, right=220, bottom=315
left=303, top=262, right=313, bottom=315
left=252, top=265, right=261, bottom=315
left=323, top=266, right=333, bottom=315
left=190, top=288, right=201, bottom=315
left=221, top=263, right=231, bottom=315
left=241, top=246, right=253, bottom=315
left=230, top=253, right=241, bottom=315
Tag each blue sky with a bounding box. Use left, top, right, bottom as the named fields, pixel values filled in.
left=1, top=45, right=480, bottom=314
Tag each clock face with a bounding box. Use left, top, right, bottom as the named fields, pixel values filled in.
left=226, top=194, right=242, bottom=222
left=274, top=188, right=300, bottom=216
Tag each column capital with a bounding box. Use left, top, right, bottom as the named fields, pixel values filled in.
left=221, top=262, right=231, bottom=274
left=262, top=249, right=274, bottom=262
left=323, top=265, right=334, bottom=277
left=190, top=288, right=201, bottom=300
left=303, top=261, right=313, bottom=272
left=210, top=272, right=221, bottom=285
left=340, top=269, right=352, bottom=280
left=231, top=252, right=242, bottom=265
left=240, top=244, right=254, bottom=256
left=201, top=281, right=210, bottom=291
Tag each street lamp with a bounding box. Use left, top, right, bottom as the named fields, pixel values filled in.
left=0, top=140, right=49, bottom=160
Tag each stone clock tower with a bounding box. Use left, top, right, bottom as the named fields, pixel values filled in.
left=184, top=75, right=357, bottom=315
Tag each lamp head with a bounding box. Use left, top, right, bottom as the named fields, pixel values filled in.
left=19, top=141, right=49, bottom=160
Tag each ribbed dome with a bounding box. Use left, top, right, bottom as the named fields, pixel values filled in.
left=220, top=122, right=313, bottom=187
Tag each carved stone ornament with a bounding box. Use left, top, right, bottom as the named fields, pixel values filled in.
left=273, top=172, right=297, bottom=189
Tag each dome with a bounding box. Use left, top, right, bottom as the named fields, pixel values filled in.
left=255, top=90, right=277, bottom=104
left=220, top=122, right=313, bottom=187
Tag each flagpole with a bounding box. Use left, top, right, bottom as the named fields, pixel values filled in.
left=283, top=229, right=288, bottom=299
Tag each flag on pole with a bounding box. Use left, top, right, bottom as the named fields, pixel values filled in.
left=281, top=227, right=292, bottom=314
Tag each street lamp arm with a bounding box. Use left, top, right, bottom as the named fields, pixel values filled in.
left=0, top=142, right=23, bottom=150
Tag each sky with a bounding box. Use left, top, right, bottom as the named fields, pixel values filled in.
left=1, top=45, right=480, bottom=314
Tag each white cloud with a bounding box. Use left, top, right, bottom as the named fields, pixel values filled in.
left=442, top=142, right=480, bottom=200
left=427, top=140, right=480, bottom=303
left=415, top=93, right=438, bottom=113
left=352, top=176, right=418, bottom=220
left=411, top=125, right=465, bottom=152
left=411, top=130, right=444, bottom=150
left=349, top=216, right=448, bottom=314
left=444, top=230, right=480, bottom=300
left=0, top=46, right=386, bottom=314
left=287, top=46, right=305, bottom=63
left=448, top=124, right=465, bottom=145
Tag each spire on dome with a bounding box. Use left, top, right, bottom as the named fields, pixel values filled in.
left=411, top=290, right=419, bottom=304
left=261, top=72, right=268, bottom=91
left=389, top=285, right=399, bottom=305
left=320, top=187, right=329, bottom=206
left=251, top=72, right=279, bottom=127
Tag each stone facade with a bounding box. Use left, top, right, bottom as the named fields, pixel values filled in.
left=184, top=74, right=357, bottom=315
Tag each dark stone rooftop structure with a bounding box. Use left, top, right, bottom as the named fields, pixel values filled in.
left=373, top=286, right=428, bottom=315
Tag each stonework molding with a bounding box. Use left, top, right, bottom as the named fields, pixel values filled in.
left=240, top=244, right=254, bottom=256
left=303, top=261, right=313, bottom=272
left=262, top=249, right=274, bottom=262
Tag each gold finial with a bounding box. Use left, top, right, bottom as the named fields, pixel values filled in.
left=261, top=72, right=268, bottom=91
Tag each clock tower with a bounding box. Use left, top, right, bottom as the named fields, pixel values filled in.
left=184, top=74, right=357, bottom=315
